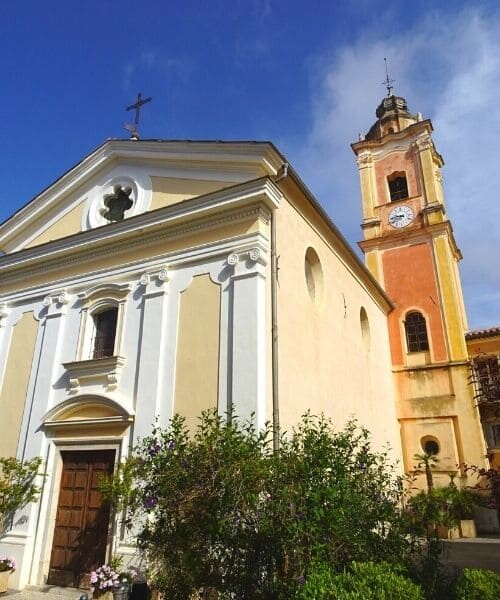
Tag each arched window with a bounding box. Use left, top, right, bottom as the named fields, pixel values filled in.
left=388, top=173, right=409, bottom=202
left=92, top=307, right=118, bottom=358
left=360, top=307, right=370, bottom=351
left=404, top=311, right=429, bottom=353
left=304, top=247, right=324, bottom=305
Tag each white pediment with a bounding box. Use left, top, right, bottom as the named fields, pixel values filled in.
left=0, top=140, right=284, bottom=254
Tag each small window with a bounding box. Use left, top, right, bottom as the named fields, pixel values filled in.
left=421, top=436, right=440, bottom=455
left=92, top=308, right=118, bottom=358
left=404, top=311, right=429, bottom=353
left=388, top=174, right=409, bottom=202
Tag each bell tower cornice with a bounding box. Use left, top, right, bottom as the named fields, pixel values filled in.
left=352, top=119, right=443, bottom=167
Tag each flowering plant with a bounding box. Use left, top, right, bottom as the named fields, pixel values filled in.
left=89, top=563, right=120, bottom=593
left=0, top=556, right=16, bottom=572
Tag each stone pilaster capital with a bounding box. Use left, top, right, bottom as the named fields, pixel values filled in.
left=0, top=303, right=9, bottom=327
left=227, top=247, right=267, bottom=279
left=139, top=266, right=170, bottom=296
left=42, top=290, right=71, bottom=316
left=356, top=151, right=373, bottom=168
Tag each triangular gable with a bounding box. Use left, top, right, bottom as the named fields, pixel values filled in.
left=0, top=139, right=283, bottom=254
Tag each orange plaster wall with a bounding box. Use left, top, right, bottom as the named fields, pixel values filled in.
left=383, top=242, right=448, bottom=365
left=374, top=150, right=419, bottom=206
left=467, top=337, right=500, bottom=356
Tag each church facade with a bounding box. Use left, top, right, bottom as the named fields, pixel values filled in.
left=0, top=95, right=496, bottom=589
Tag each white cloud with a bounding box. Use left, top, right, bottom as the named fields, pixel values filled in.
left=292, top=7, right=500, bottom=329
left=123, top=51, right=192, bottom=89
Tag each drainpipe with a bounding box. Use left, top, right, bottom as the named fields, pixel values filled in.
left=271, top=163, right=288, bottom=451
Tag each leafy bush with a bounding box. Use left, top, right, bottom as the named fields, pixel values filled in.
left=455, top=568, right=500, bottom=600
left=296, top=561, right=424, bottom=599
left=406, top=486, right=481, bottom=535
left=0, top=456, right=42, bottom=532
left=447, top=488, right=480, bottom=520
left=102, top=410, right=414, bottom=599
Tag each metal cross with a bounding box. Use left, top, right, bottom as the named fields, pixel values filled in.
left=382, top=58, right=395, bottom=96
left=124, top=92, right=152, bottom=139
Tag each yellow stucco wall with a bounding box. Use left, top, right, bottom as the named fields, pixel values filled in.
left=433, top=235, right=468, bottom=361
left=274, top=183, right=400, bottom=457
left=418, top=146, right=439, bottom=205
left=396, top=363, right=485, bottom=477
left=25, top=203, right=84, bottom=248
left=174, top=274, right=221, bottom=431
left=0, top=312, right=38, bottom=457
left=17, top=176, right=232, bottom=251
left=150, top=177, right=231, bottom=210
left=358, top=162, right=376, bottom=219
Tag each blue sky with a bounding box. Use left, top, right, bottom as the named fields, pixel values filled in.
left=1, top=1, right=499, bottom=329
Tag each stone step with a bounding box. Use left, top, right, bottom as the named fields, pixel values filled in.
left=3, top=586, right=90, bottom=600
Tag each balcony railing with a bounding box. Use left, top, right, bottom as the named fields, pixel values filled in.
left=469, top=355, right=500, bottom=406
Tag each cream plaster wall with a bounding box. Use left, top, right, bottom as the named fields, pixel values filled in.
left=274, top=184, right=401, bottom=458
left=0, top=312, right=38, bottom=458
left=174, top=274, right=221, bottom=431
left=150, top=177, right=231, bottom=210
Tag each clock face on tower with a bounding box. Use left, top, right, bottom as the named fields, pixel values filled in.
left=388, top=205, right=414, bottom=228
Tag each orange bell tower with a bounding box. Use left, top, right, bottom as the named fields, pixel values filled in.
left=352, top=90, right=487, bottom=486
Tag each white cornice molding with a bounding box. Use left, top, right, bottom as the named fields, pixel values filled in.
left=0, top=178, right=280, bottom=279
left=63, top=355, right=126, bottom=392
left=0, top=140, right=284, bottom=247
left=42, top=394, right=134, bottom=426
left=79, top=283, right=132, bottom=304
left=0, top=230, right=269, bottom=304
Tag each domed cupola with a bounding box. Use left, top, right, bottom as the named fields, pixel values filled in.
left=366, top=94, right=419, bottom=141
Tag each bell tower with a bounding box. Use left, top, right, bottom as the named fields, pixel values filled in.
left=352, top=92, right=486, bottom=484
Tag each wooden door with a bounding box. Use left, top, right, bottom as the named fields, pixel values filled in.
left=48, top=450, right=115, bottom=588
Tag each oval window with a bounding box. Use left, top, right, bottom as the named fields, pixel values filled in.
left=421, top=436, right=440, bottom=456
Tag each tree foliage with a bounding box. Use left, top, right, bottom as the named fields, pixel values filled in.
left=102, top=410, right=413, bottom=599
left=0, top=456, right=42, bottom=533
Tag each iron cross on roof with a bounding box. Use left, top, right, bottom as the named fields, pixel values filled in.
left=124, top=92, right=152, bottom=139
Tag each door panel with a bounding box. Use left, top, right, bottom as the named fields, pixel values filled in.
left=48, top=450, right=115, bottom=588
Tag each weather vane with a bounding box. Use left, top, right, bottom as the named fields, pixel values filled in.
left=124, top=92, right=152, bottom=140
left=382, top=58, right=395, bottom=96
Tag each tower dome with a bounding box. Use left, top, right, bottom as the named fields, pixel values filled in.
left=365, top=94, right=419, bottom=141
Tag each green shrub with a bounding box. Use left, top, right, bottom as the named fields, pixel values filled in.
left=455, top=568, right=500, bottom=600
left=296, top=561, right=424, bottom=599
left=102, top=411, right=414, bottom=599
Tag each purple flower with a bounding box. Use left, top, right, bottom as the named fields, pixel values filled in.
left=167, top=439, right=175, bottom=450
left=297, top=575, right=306, bottom=585
left=148, top=441, right=161, bottom=457
left=144, top=496, right=157, bottom=509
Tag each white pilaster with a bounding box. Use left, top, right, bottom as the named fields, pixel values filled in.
left=2, top=291, right=70, bottom=589
left=133, top=268, right=170, bottom=441
left=228, top=247, right=267, bottom=429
